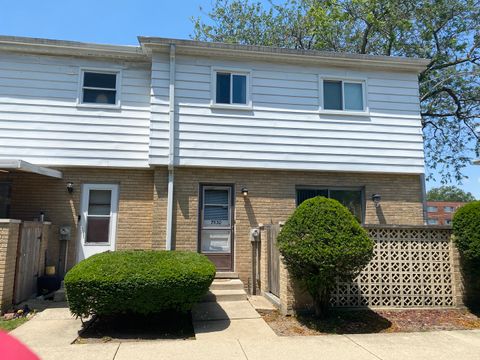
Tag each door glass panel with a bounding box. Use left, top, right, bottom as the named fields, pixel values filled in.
left=203, top=189, right=230, bottom=227
left=329, top=190, right=363, bottom=222
left=86, top=217, right=110, bottom=243
left=88, top=190, right=112, bottom=215
left=296, top=189, right=328, bottom=205
left=86, top=189, right=112, bottom=243
left=201, top=230, right=231, bottom=253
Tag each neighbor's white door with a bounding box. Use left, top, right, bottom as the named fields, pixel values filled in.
left=77, top=184, right=119, bottom=262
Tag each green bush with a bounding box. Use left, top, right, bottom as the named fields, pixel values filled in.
left=277, top=196, right=374, bottom=317
left=64, top=250, right=216, bottom=318
left=453, top=201, right=480, bottom=261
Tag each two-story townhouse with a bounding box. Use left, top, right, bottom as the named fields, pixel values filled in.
left=0, top=35, right=429, bottom=289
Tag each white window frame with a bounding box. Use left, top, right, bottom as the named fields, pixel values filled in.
left=77, top=68, right=122, bottom=109
left=444, top=206, right=455, bottom=213
left=211, top=67, right=252, bottom=110
left=319, top=75, right=369, bottom=116
left=427, top=206, right=438, bottom=212
left=427, top=218, right=439, bottom=225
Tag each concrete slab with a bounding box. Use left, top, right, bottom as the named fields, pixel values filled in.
left=33, top=307, right=75, bottom=320
left=347, top=330, right=480, bottom=360
left=239, top=336, right=378, bottom=360
left=248, top=295, right=277, bottom=312
left=30, top=343, right=119, bottom=360
left=194, top=318, right=276, bottom=340
left=115, top=340, right=247, bottom=360
left=10, top=318, right=81, bottom=348
left=192, top=301, right=260, bottom=321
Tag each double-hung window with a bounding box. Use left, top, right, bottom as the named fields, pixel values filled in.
left=80, top=70, right=120, bottom=106
left=213, top=70, right=249, bottom=106
left=322, top=79, right=365, bottom=112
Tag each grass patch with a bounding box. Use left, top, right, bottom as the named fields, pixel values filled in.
left=76, top=310, right=195, bottom=343
left=0, top=317, right=29, bottom=332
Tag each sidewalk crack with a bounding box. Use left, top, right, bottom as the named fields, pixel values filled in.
left=112, top=343, right=121, bottom=360
left=237, top=339, right=249, bottom=359
left=344, top=335, right=384, bottom=360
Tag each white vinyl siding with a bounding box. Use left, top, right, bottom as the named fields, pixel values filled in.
left=0, top=52, right=151, bottom=167
left=148, top=54, right=424, bottom=174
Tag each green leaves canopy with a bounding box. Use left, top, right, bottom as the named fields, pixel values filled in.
left=192, top=0, right=480, bottom=183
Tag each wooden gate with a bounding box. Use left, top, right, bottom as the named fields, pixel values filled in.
left=13, top=222, right=44, bottom=304
left=267, top=224, right=281, bottom=297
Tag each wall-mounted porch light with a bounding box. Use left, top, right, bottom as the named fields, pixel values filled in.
left=66, top=182, right=74, bottom=194
left=372, top=194, right=382, bottom=207
left=241, top=187, right=249, bottom=197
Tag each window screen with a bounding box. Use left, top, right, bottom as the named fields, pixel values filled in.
left=215, top=72, right=247, bottom=105
left=82, top=71, right=117, bottom=105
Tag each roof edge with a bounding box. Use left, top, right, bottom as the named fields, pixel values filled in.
left=139, top=36, right=430, bottom=73
left=0, top=35, right=147, bottom=61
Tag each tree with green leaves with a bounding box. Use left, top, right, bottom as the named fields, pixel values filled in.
left=427, top=185, right=476, bottom=202
left=192, top=0, right=480, bottom=183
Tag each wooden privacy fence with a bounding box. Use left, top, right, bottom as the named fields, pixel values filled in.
left=261, top=224, right=461, bottom=312
left=13, top=221, right=48, bottom=304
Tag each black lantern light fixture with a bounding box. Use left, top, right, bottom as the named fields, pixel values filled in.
left=241, top=187, right=249, bottom=197
left=66, top=182, right=74, bottom=194
left=372, top=193, right=381, bottom=207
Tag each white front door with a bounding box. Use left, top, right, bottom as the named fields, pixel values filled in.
left=77, top=183, right=119, bottom=262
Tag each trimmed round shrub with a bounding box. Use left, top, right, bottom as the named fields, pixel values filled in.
left=277, top=196, right=374, bottom=317
left=64, top=250, right=216, bottom=318
left=453, top=201, right=480, bottom=261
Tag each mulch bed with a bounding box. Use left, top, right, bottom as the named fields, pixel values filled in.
left=260, top=308, right=480, bottom=336
left=76, top=311, right=195, bottom=343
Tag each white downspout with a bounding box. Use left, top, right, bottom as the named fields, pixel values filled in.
left=166, top=44, right=176, bottom=250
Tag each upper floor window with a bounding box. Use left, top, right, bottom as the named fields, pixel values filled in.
left=427, top=206, right=438, bottom=212
left=80, top=70, right=120, bottom=106
left=322, top=79, right=365, bottom=112
left=444, top=206, right=455, bottom=213
left=213, top=70, right=250, bottom=107
left=296, top=187, right=364, bottom=223
left=427, top=218, right=439, bottom=225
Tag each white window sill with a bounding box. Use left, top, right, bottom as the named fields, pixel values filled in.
left=76, top=102, right=121, bottom=110
left=319, top=109, right=370, bottom=117
left=210, top=103, right=253, bottom=111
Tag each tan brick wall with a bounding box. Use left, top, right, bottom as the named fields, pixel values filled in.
left=1, top=168, right=156, bottom=273
left=0, top=221, right=20, bottom=312
left=172, top=167, right=424, bottom=287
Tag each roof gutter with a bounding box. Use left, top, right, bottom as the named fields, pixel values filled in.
left=139, top=37, right=430, bottom=73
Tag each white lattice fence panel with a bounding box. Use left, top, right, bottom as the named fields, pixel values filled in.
left=331, top=227, right=454, bottom=308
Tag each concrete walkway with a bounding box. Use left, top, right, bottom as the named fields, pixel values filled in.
left=9, top=303, right=480, bottom=360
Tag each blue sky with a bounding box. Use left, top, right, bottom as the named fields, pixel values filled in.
left=0, top=0, right=478, bottom=198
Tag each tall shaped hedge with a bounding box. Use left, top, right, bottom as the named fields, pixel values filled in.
left=277, top=196, right=374, bottom=317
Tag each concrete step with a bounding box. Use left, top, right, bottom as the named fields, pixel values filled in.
left=203, top=289, right=247, bottom=302
left=215, top=272, right=239, bottom=279
left=53, top=288, right=66, bottom=302
left=210, top=279, right=244, bottom=290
